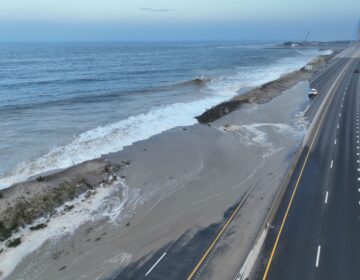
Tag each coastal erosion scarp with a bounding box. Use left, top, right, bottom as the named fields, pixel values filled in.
left=0, top=159, right=131, bottom=279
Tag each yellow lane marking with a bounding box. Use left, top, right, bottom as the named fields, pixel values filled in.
left=262, top=54, right=356, bottom=280
left=186, top=185, right=254, bottom=280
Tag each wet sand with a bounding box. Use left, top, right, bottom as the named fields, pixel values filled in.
left=1, top=80, right=310, bottom=280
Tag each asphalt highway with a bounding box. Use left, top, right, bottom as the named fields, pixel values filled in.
left=256, top=43, right=360, bottom=280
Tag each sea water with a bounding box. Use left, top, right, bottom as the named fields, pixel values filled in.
left=0, top=41, right=329, bottom=188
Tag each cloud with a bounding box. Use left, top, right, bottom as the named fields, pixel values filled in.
left=139, top=8, right=175, bottom=13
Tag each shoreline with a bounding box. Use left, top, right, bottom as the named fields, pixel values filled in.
left=0, top=47, right=334, bottom=191
left=0, top=47, right=340, bottom=279
left=196, top=52, right=335, bottom=123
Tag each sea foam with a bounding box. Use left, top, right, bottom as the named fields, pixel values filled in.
left=0, top=49, right=328, bottom=189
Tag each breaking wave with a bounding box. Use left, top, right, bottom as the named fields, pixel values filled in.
left=0, top=49, right=328, bottom=189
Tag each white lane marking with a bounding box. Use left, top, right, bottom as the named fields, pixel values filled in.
left=339, top=113, right=342, bottom=117
left=358, top=188, right=360, bottom=192
left=337, top=124, right=340, bottom=129
left=334, top=139, right=337, bottom=145
left=325, top=191, right=329, bottom=204
left=145, top=252, right=167, bottom=277
left=357, top=153, right=359, bottom=156
left=330, top=160, right=334, bottom=169
left=358, top=178, right=360, bottom=181
left=316, top=246, right=321, bottom=268
left=357, top=146, right=359, bottom=149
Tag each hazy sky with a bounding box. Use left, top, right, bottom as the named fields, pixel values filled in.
left=1, top=0, right=359, bottom=41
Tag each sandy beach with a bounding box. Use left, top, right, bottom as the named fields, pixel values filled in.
left=0, top=50, right=339, bottom=280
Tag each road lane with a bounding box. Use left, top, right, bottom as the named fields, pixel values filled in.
left=256, top=45, right=360, bottom=280
left=319, top=58, right=360, bottom=279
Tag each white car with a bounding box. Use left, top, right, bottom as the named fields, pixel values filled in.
left=308, top=88, right=318, bottom=97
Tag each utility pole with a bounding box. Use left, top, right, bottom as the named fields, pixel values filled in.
left=303, top=30, right=311, bottom=42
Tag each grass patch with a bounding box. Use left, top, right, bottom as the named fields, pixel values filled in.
left=29, top=223, right=47, bottom=231
left=36, top=176, right=45, bottom=182
left=0, top=221, right=11, bottom=241
left=6, top=237, right=21, bottom=248
left=0, top=180, right=87, bottom=240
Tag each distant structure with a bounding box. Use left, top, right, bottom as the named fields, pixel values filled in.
left=303, top=30, right=311, bottom=42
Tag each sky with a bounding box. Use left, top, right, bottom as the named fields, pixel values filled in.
left=0, top=0, right=359, bottom=41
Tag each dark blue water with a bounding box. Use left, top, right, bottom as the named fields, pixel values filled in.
left=0, top=41, right=327, bottom=188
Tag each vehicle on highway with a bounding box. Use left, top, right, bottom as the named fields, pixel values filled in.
left=354, top=69, right=359, bottom=73
left=308, top=88, right=318, bottom=97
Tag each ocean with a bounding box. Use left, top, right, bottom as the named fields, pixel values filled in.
left=0, top=41, right=329, bottom=189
